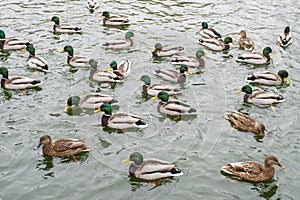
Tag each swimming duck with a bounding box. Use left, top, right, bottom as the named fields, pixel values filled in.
left=86, top=0, right=99, bottom=12
left=0, top=67, right=42, bottom=90
left=221, top=155, right=285, bottom=182
left=199, top=22, right=222, bottom=39
left=154, top=65, right=192, bottom=83
left=102, top=31, right=134, bottom=49
left=101, top=11, right=130, bottom=26
left=107, top=60, right=131, bottom=78
left=60, top=45, right=90, bottom=68
left=224, top=110, right=265, bottom=136
left=236, top=47, right=275, bottom=65
left=238, top=30, right=255, bottom=51
left=152, top=43, right=184, bottom=57
left=246, top=70, right=289, bottom=86
left=24, top=43, right=49, bottom=73
left=0, top=30, right=29, bottom=51
left=34, top=135, right=92, bottom=157
left=138, top=75, right=182, bottom=96
left=122, top=152, right=184, bottom=181
left=95, top=103, right=148, bottom=130
left=171, top=49, right=208, bottom=67
left=48, top=16, right=82, bottom=34
left=65, top=93, right=119, bottom=110
left=198, top=37, right=235, bottom=51
left=277, top=26, right=292, bottom=48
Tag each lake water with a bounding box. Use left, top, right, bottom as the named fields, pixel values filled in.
left=1, top=0, right=300, bottom=199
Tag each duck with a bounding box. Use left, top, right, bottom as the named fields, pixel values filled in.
left=221, top=155, right=285, bottom=182
left=277, top=26, right=292, bottom=48
left=152, top=42, right=184, bottom=57
left=34, top=135, right=92, bottom=157
left=224, top=110, right=265, bottom=136
left=122, top=152, right=184, bottom=181
left=94, top=103, right=148, bottom=130
left=198, top=36, right=235, bottom=51
left=60, top=45, right=90, bottom=68
left=171, top=49, right=208, bottom=67
left=154, top=65, right=192, bottom=83
left=137, top=75, right=182, bottom=96
left=107, top=60, right=131, bottom=78
left=102, top=31, right=134, bottom=49
left=236, top=46, right=275, bottom=65
left=0, top=67, right=42, bottom=90
left=238, top=30, right=255, bottom=51
left=0, top=30, right=29, bottom=51
left=24, top=43, right=49, bottom=73
left=65, top=93, right=119, bottom=110
left=246, top=70, right=289, bottom=86
left=48, top=16, right=82, bottom=34
left=199, top=22, right=222, bottom=39
left=101, top=11, right=130, bottom=26
left=89, top=59, right=124, bottom=83
left=86, top=0, right=100, bottom=12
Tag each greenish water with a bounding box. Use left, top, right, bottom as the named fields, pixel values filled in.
left=1, top=0, right=300, bottom=199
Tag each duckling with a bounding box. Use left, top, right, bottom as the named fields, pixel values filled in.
left=101, top=11, right=130, bottom=26
left=107, top=60, right=131, bottom=78
left=60, top=45, right=90, bottom=68
left=0, top=30, right=29, bottom=51
left=171, top=49, right=208, bottom=67
left=24, top=43, right=49, bottom=73
left=246, top=70, right=289, bottom=86
left=154, top=65, right=192, bottom=83
left=86, top=0, right=99, bottom=12
left=198, top=37, right=235, bottom=51
left=199, top=22, right=222, bottom=39
left=152, top=43, right=184, bottom=57
left=236, top=47, right=276, bottom=65
left=102, top=31, right=134, bottom=49
left=277, top=26, right=292, bottom=48
left=238, top=30, right=255, bottom=51
left=48, top=16, right=82, bottom=34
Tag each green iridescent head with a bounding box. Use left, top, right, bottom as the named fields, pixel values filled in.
left=26, top=43, right=35, bottom=56
left=99, top=103, right=112, bottom=115
left=127, top=152, right=143, bottom=165
left=60, top=45, right=74, bottom=56
left=125, top=31, right=134, bottom=39
left=179, top=65, right=192, bottom=74
left=154, top=43, right=163, bottom=51
left=278, top=70, right=289, bottom=84
left=109, top=61, right=118, bottom=70
left=284, top=26, right=290, bottom=33
left=140, top=75, right=151, bottom=85
left=0, top=67, right=9, bottom=79
left=262, top=47, right=274, bottom=55
left=67, top=96, right=80, bottom=106
left=240, top=85, right=252, bottom=94
left=224, top=36, right=234, bottom=44
left=89, top=59, right=98, bottom=70
left=102, top=11, right=110, bottom=18
left=0, top=30, right=6, bottom=39
left=202, top=22, right=208, bottom=29
left=157, top=91, right=169, bottom=102
left=49, top=16, right=60, bottom=25
left=195, top=49, right=205, bottom=59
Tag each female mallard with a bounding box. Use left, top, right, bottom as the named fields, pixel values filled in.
left=102, top=31, right=134, bottom=49
left=101, top=11, right=130, bottom=26
left=236, top=47, right=276, bottom=65
left=246, top=70, right=289, bottom=86
left=238, top=30, right=255, bottom=51
left=0, top=30, right=29, bottom=51
left=65, top=93, right=119, bottom=110
left=154, top=65, right=192, bottom=83
left=152, top=43, right=184, bottom=57
left=199, top=22, right=222, bottom=39
left=198, top=37, right=235, bottom=51
left=277, top=26, right=292, bottom=48
left=122, top=152, right=184, bottom=181
left=224, top=110, right=265, bottom=136
left=60, top=45, right=90, bottom=68
left=86, top=0, right=99, bottom=12
left=107, top=60, right=131, bottom=78
left=221, top=155, right=285, bottom=182
left=34, top=135, right=92, bottom=157
left=95, top=103, right=148, bottom=130
left=138, top=75, right=182, bottom=96
left=89, top=59, right=124, bottom=83
left=24, top=43, right=49, bottom=73
left=48, top=16, right=82, bottom=34
left=171, top=49, right=208, bottom=67
left=0, top=67, right=42, bottom=90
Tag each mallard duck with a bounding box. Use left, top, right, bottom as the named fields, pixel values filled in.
left=236, top=47, right=276, bottom=65
left=102, top=31, right=134, bottom=49
left=34, top=135, right=92, bottom=157
left=101, top=11, right=130, bottom=26
left=238, top=30, right=255, bottom=51
left=221, top=155, right=285, bottom=182
left=48, top=16, right=82, bottom=34
left=277, top=26, right=292, bottom=48
left=86, top=0, right=99, bottom=12
left=199, top=22, right=222, bottom=39
left=24, top=43, right=49, bottom=73
left=65, top=93, right=119, bottom=110
left=224, top=110, right=265, bottom=136
left=152, top=43, right=184, bottom=57
left=246, top=70, right=289, bottom=86
left=95, top=103, right=148, bottom=129
left=107, top=60, right=131, bottom=78
left=0, top=67, right=42, bottom=90
left=138, top=75, right=182, bottom=96
left=198, top=37, right=235, bottom=51
left=171, top=49, right=208, bottom=67
left=152, top=91, right=197, bottom=118
left=122, top=152, right=184, bottom=181
left=89, top=59, right=124, bottom=83
left=0, top=30, right=29, bottom=51
left=60, top=45, right=90, bottom=68
left=154, top=65, right=192, bottom=83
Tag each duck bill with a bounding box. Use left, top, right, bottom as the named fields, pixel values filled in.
left=152, top=48, right=156, bottom=52
left=107, top=66, right=113, bottom=71
left=151, top=95, right=158, bottom=100
left=271, top=51, right=276, bottom=54
left=59, top=49, right=65, bottom=53
left=94, top=108, right=101, bottom=113
left=285, top=77, right=290, bottom=85
left=237, top=89, right=243, bottom=94
left=34, top=143, right=41, bottom=150
left=277, top=162, right=285, bottom=169
left=21, top=48, right=27, bottom=53
left=136, top=77, right=141, bottom=81
left=231, top=41, right=236, bottom=45
left=47, top=19, right=52, bottom=22
left=187, top=69, right=192, bottom=75
left=122, top=157, right=130, bottom=163
left=204, top=54, right=210, bottom=59
left=64, top=105, right=70, bottom=111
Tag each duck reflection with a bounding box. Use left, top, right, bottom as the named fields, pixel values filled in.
left=128, top=175, right=179, bottom=191
left=251, top=180, right=278, bottom=200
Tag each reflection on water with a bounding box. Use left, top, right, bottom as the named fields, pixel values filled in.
left=252, top=180, right=278, bottom=200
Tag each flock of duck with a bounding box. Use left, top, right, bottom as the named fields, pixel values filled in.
left=0, top=2, right=293, bottom=184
